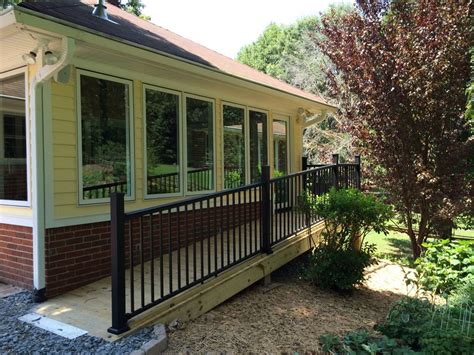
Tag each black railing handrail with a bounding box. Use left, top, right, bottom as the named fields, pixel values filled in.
left=108, top=154, right=361, bottom=334
left=125, top=181, right=262, bottom=219
left=83, top=180, right=126, bottom=192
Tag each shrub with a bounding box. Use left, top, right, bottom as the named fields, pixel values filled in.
left=415, top=239, right=474, bottom=295
left=304, top=244, right=375, bottom=291
left=302, top=188, right=392, bottom=291
left=375, top=297, right=433, bottom=348
left=376, top=296, right=474, bottom=353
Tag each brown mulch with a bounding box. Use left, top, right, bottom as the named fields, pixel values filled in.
left=165, top=258, right=412, bottom=354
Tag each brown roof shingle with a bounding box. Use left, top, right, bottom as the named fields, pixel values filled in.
left=19, top=0, right=330, bottom=106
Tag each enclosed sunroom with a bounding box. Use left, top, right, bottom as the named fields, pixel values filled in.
left=0, top=0, right=362, bottom=337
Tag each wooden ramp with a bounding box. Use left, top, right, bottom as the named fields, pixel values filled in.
left=34, top=222, right=324, bottom=340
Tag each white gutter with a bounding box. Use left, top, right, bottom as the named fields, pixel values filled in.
left=31, top=36, right=75, bottom=301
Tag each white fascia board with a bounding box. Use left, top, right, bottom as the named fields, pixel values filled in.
left=12, top=7, right=336, bottom=113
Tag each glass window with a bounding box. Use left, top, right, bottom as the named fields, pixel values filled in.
left=145, top=88, right=180, bottom=195
left=0, top=74, right=27, bottom=202
left=186, top=96, right=214, bottom=192
left=249, top=110, right=268, bottom=182
left=80, top=74, right=131, bottom=201
left=223, top=105, right=245, bottom=189
left=273, top=120, right=288, bottom=176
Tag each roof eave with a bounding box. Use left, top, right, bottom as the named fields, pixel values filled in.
left=13, top=5, right=336, bottom=112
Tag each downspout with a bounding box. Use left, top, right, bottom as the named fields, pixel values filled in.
left=31, top=37, right=75, bottom=301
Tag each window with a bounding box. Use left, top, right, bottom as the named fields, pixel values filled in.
left=185, top=96, right=214, bottom=192
left=145, top=87, right=180, bottom=196
left=223, top=104, right=245, bottom=189
left=273, top=119, right=289, bottom=175
left=249, top=110, right=268, bottom=182
left=79, top=72, right=133, bottom=202
left=0, top=73, right=27, bottom=202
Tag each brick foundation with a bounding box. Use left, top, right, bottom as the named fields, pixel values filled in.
left=0, top=223, right=33, bottom=289
left=45, top=202, right=261, bottom=297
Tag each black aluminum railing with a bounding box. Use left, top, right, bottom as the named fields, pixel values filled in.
left=107, top=154, right=361, bottom=334
left=85, top=167, right=244, bottom=199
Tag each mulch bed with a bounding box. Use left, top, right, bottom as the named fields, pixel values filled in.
left=165, top=257, right=411, bottom=353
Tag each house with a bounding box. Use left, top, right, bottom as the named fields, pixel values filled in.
left=0, top=0, right=354, bottom=335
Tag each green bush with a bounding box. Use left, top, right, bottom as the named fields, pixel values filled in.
left=415, top=239, right=474, bottom=295
left=375, top=297, right=433, bottom=348
left=302, top=188, right=392, bottom=291
left=319, top=329, right=415, bottom=354
left=376, top=296, right=474, bottom=353
left=304, top=244, right=376, bottom=291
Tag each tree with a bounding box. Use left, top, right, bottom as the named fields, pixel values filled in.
left=319, top=0, right=473, bottom=258
left=237, top=18, right=318, bottom=81
left=107, top=0, right=150, bottom=20
left=236, top=5, right=355, bottom=164
left=2, top=0, right=150, bottom=20
left=107, top=0, right=151, bottom=21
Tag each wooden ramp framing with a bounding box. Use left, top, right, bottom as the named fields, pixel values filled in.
left=34, top=222, right=324, bottom=340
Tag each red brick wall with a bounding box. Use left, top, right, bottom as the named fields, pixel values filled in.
left=44, top=202, right=261, bottom=297
left=45, top=222, right=112, bottom=297
left=0, top=223, right=33, bottom=289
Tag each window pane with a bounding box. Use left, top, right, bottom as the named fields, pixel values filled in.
left=223, top=105, right=245, bottom=189
left=146, top=89, right=180, bottom=195
left=80, top=75, right=130, bottom=200
left=273, top=120, right=288, bottom=176
left=0, top=73, right=27, bottom=201
left=186, top=97, right=214, bottom=192
left=249, top=110, right=268, bottom=183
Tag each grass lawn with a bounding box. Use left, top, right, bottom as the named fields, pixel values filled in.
left=366, top=227, right=473, bottom=266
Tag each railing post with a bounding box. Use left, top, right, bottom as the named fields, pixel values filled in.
left=302, top=156, right=308, bottom=191
left=355, top=155, right=361, bottom=190
left=108, top=192, right=130, bottom=335
left=332, top=154, right=339, bottom=190
left=302, top=156, right=308, bottom=171
left=261, top=165, right=273, bottom=254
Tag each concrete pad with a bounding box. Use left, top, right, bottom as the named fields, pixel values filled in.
left=19, top=313, right=88, bottom=339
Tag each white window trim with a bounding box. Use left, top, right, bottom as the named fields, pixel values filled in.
left=143, top=84, right=184, bottom=200
left=76, top=69, right=135, bottom=205
left=272, top=115, right=291, bottom=175
left=183, top=93, right=216, bottom=196
left=221, top=101, right=247, bottom=189
left=0, top=67, right=30, bottom=207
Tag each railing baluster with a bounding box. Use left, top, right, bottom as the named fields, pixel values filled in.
left=185, top=204, right=189, bottom=286
left=150, top=214, right=154, bottom=303
left=261, top=166, right=272, bottom=254
left=159, top=211, right=163, bottom=299
left=129, top=220, right=134, bottom=313
left=168, top=209, right=172, bottom=294
left=140, top=216, right=145, bottom=308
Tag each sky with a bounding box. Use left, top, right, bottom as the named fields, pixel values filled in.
left=141, top=0, right=349, bottom=59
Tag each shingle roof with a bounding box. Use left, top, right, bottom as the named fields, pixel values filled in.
left=18, top=0, right=330, bottom=106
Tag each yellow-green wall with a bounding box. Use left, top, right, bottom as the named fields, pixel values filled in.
left=48, top=63, right=307, bottom=225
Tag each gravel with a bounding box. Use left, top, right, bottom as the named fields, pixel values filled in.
left=0, top=292, right=154, bottom=354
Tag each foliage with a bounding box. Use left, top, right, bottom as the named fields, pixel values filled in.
left=107, top=0, right=150, bottom=20
left=375, top=297, right=433, bottom=348
left=449, top=275, right=474, bottom=307
left=305, top=188, right=393, bottom=248
left=375, top=296, right=474, bottom=353
left=304, top=244, right=375, bottom=292
left=414, top=239, right=474, bottom=295
left=236, top=17, right=319, bottom=81
left=319, top=0, right=473, bottom=258
left=302, top=188, right=391, bottom=291
left=319, top=329, right=415, bottom=354
left=236, top=4, right=356, bottom=164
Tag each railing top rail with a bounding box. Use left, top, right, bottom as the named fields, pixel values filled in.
left=84, top=180, right=125, bottom=190
left=125, top=181, right=262, bottom=219
left=270, top=164, right=335, bottom=183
